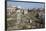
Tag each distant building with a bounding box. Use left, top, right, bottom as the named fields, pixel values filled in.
left=24, top=9, right=28, bottom=14
left=7, top=6, right=17, bottom=16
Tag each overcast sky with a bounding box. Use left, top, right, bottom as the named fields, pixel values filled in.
left=7, top=0, right=45, bottom=9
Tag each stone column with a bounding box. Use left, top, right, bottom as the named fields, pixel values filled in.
left=16, top=10, right=22, bottom=24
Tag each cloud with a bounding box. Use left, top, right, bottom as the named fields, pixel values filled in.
left=17, top=6, right=21, bottom=8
